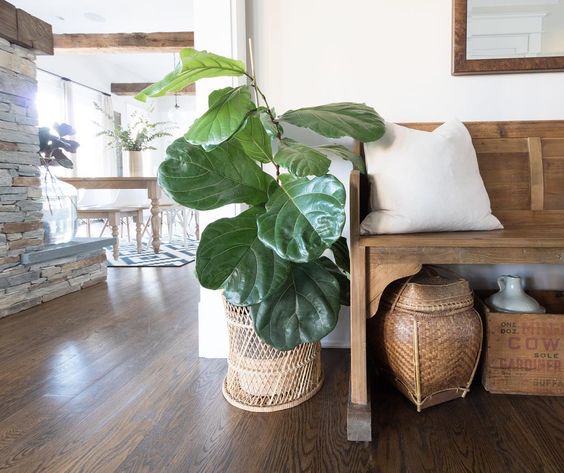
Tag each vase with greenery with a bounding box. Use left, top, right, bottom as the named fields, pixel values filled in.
left=38, top=123, right=80, bottom=244
left=136, top=48, right=384, bottom=351
left=95, top=104, right=173, bottom=176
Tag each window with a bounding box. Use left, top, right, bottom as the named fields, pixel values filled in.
left=35, top=71, right=116, bottom=177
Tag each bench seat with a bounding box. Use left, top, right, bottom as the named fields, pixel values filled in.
left=360, top=225, right=564, bottom=249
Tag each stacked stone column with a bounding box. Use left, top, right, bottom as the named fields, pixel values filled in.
left=0, top=37, right=107, bottom=318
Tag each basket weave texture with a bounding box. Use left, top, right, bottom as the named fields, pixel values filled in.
left=370, top=267, right=483, bottom=411
left=222, top=299, right=323, bottom=412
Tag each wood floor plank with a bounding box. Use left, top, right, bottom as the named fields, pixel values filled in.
left=0, top=282, right=197, bottom=424
left=0, top=266, right=562, bottom=472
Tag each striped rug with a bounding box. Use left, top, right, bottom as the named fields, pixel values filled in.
left=106, top=240, right=198, bottom=267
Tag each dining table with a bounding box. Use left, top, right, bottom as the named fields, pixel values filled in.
left=61, top=176, right=164, bottom=254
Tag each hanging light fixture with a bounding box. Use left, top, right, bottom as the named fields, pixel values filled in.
left=168, top=53, right=183, bottom=123
left=173, top=53, right=180, bottom=110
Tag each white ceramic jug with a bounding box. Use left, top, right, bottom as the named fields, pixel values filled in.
left=486, top=275, right=546, bottom=313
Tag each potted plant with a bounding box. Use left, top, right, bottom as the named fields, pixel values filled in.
left=94, top=104, right=174, bottom=176
left=136, top=48, right=385, bottom=408
left=38, top=123, right=80, bottom=244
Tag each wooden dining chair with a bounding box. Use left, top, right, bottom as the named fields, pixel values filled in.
left=77, top=207, right=146, bottom=260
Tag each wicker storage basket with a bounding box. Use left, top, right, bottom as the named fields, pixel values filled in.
left=369, top=267, right=483, bottom=411
left=222, top=299, right=323, bottom=412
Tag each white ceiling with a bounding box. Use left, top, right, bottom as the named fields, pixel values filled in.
left=8, top=0, right=194, bottom=33
left=8, top=0, right=194, bottom=85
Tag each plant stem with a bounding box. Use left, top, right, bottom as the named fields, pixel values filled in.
left=244, top=72, right=283, bottom=183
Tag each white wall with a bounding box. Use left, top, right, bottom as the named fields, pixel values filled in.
left=246, top=0, right=564, bottom=348
left=196, top=0, right=248, bottom=358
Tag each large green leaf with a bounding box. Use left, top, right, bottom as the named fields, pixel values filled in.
left=330, top=236, right=350, bottom=276
left=259, top=111, right=281, bottom=138
left=257, top=174, right=346, bottom=263
left=280, top=103, right=385, bottom=142
left=158, top=138, right=274, bottom=210
left=316, top=144, right=367, bottom=175
left=195, top=207, right=290, bottom=306
left=135, top=48, right=246, bottom=102
left=232, top=114, right=273, bottom=164
left=273, top=138, right=331, bottom=177
left=250, top=261, right=340, bottom=350
left=318, top=256, right=350, bottom=306
left=185, top=86, right=255, bottom=146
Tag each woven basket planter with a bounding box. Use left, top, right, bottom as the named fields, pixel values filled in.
left=222, top=299, right=323, bottom=412
left=369, top=267, right=482, bottom=411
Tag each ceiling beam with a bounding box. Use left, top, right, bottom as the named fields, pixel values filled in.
left=54, top=32, right=194, bottom=54
left=111, top=82, right=195, bottom=96
left=0, top=0, right=53, bottom=55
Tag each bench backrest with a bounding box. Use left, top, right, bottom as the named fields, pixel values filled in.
left=357, top=121, right=564, bottom=227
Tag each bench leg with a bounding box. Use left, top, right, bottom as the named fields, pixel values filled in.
left=349, top=245, right=371, bottom=441
left=348, top=388, right=372, bottom=442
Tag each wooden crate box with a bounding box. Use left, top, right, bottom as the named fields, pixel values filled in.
left=481, top=291, right=563, bottom=396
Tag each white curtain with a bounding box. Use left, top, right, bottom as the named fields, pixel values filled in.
left=100, top=94, right=117, bottom=176
left=62, top=79, right=74, bottom=125
left=61, top=79, right=76, bottom=176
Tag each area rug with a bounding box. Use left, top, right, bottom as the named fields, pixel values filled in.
left=106, top=240, right=198, bottom=267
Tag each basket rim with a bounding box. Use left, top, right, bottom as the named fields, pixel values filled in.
left=222, top=372, right=324, bottom=412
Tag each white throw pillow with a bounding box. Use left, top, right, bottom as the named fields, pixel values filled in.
left=360, top=120, right=503, bottom=234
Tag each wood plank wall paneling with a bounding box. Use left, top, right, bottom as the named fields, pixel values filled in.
left=542, top=139, right=564, bottom=157
left=544, top=158, right=564, bottom=210
left=527, top=137, right=544, bottom=211
left=477, top=152, right=532, bottom=211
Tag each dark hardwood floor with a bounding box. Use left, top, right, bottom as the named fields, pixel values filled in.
left=0, top=266, right=562, bottom=473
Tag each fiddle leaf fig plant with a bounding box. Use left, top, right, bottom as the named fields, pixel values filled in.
left=136, top=48, right=385, bottom=351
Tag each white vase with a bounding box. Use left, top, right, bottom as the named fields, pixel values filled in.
left=486, top=275, right=545, bottom=313
left=128, top=150, right=144, bottom=176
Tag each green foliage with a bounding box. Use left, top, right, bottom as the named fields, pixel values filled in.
left=257, top=175, right=346, bottom=263
left=185, top=86, right=255, bottom=147
left=274, top=138, right=331, bottom=177
left=250, top=260, right=341, bottom=351
left=316, top=144, right=367, bottom=175
left=330, top=236, right=350, bottom=276
left=232, top=114, right=273, bottom=163
left=158, top=138, right=274, bottom=210
left=95, top=103, right=173, bottom=151
left=38, top=123, right=79, bottom=169
left=280, top=103, right=386, bottom=142
left=135, top=48, right=247, bottom=102
left=137, top=48, right=385, bottom=350
left=196, top=207, right=291, bottom=306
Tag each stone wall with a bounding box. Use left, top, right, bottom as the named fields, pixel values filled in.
left=1, top=252, right=107, bottom=317
left=0, top=37, right=107, bottom=318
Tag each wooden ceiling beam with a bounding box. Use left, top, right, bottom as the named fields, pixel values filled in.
left=111, top=82, right=195, bottom=96
left=53, top=32, right=194, bottom=54
left=0, top=0, right=53, bottom=55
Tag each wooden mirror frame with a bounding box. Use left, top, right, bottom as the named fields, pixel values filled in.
left=452, top=0, right=564, bottom=75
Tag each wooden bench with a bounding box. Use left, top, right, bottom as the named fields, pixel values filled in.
left=347, top=120, right=564, bottom=441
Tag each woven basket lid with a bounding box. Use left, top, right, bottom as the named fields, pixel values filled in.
left=384, top=268, right=474, bottom=315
